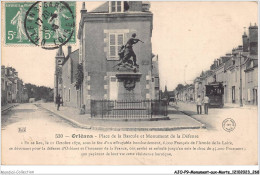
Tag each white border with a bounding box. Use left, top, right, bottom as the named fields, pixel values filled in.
left=1, top=0, right=259, bottom=174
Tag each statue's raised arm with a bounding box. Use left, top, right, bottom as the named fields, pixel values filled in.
left=122, top=33, right=142, bottom=67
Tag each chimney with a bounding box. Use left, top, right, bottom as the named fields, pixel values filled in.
left=226, top=53, right=231, bottom=57
left=57, top=45, right=63, bottom=56
left=1, top=66, right=5, bottom=76
left=142, top=2, right=151, bottom=11
left=242, top=27, right=249, bottom=52
left=218, top=58, right=222, bottom=65
left=214, top=60, right=218, bottom=67
left=82, top=2, right=85, bottom=10
left=128, top=1, right=142, bottom=11
left=238, top=45, right=243, bottom=51
left=249, top=24, right=258, bottom=55
left=68, top=45, right=72, bottom=56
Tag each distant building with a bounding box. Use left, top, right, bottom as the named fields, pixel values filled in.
left=1, top=66, right=26, bottom=105
left=244, top=24, right=258, bottom=105
left=29, top=98, right=35, bottom=103
left=21, top=88, right=29, bottom=103
left=151, top=55, right=160, bottom=100
left=55, top=46, right=79, bottom=108
left=174, top=24, right=258, bottom=106
left=1, top=66, right=7, bottom=105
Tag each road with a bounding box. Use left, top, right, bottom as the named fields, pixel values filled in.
left=170, top=102, right=258, bottom=131
left=2, top=103, right=257, bottom=132
left=1, top=103, right=79, bottom=131
left=1, top=103, right=203, bottom=165
left=1, top=103, right=258, bottom=165
left=2, top=103, right=201, bottom=132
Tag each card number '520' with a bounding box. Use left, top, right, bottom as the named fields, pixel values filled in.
left=55, top=134, right=63, bottom=138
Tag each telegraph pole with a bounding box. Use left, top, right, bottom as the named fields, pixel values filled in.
left=239, top=52, right=243, bottom=107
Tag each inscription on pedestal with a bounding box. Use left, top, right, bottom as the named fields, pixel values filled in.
left=116, top=72, right=142, bottom=101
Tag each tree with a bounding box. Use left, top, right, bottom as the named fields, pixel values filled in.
left=24, top=83, right=54, bottom=102
left=175, top=84, right=184, bottom=92
left=75, top=63, right=84, bottom=90
left=162, top=85, right=169, bottom=99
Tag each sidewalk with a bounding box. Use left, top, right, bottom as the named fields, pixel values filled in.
left=172, top=101, right=258, bottom=130
left=38, top=103, right=205, bottom=131
left=172, top=101, right=199, bottom=115
left=1, top=103, right=19, bottom=113
left=224, top=103, right=257, bottom=110
left=175, top=101, right=257, bottom=111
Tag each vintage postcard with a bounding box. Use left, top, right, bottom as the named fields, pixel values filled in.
left=1, top=0, right=259, bottom=171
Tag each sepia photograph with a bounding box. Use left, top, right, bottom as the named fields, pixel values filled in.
left=1, top=0, right=259, bottom=174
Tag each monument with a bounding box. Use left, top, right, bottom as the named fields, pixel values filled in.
left=115, top=33, right=143, bottom=101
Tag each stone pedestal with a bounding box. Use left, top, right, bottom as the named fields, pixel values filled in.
left=116, top=72, right=142, bottom=101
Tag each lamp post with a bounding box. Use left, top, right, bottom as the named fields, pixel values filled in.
left=239, top=52, right=243, bottom=107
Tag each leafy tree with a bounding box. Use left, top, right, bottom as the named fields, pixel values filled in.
left=175, top=84, right=184, bottom=91
left=75, top=63, right=84, bottom=90
left=24, top=83, right=54, bottom=102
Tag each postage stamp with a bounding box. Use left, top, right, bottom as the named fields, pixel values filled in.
left=5, top=1, right=76, bottom=48
left=25, top=1, right=76, bottom=49
left=1, top=1, right=259, bottom=172
left=41, top=1, right=76, bottom=47
left=5, top=2, right=39, bottom=45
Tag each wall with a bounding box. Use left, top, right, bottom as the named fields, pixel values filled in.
left=82, top=13, right=153, bottom=109
left=62, top=58, right=78, bottom=108
left=244, top=67, right=258, bottom=105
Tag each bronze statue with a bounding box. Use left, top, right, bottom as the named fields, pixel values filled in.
left=113, top=33, right=144, bottom=72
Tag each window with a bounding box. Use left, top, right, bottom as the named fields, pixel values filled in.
left=68, top=59, right=71, bottom=77
left=64, top=88, right=66, bottom=101
left=154, top=77, right=159, bottom=88
left=109, top=33, right=124, bottom=60
left=235, top=71, right=237, bottom=82
left=247, top=72, right=253, bottom=83
left=110, top=76, right=117, bottom=82
left=110, top=1, right=124, bottom=13
left=250, top=72, right=253, bottom=83
left=248, top=89, right=251, bottom=101
left=109, top=76, right=118, bottom=100
left=68, top=89, right=70, bottom=102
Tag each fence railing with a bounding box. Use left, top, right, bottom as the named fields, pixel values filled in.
left=90, top=100, right=168, bottom=119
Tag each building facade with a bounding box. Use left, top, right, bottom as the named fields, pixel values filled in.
left=55, top=1, right=160, bottom=111
left=1, top=66, right=27, bottom=105
left=174, top=24, right=258, bottom=106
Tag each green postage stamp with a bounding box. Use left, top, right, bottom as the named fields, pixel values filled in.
left=4, top=1, right=76, bottom=48
left=5, top=2, right=38, bottom=44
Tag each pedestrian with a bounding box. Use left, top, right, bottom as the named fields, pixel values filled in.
left=61, top=97, right=63, bottom=106
left=203, top=95, right=210, bottom=115
left=196, top=95, right=202, bottom=114
left=56, top=94, right=61, bottom=111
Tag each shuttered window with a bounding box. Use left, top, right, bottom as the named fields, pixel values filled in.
left=109, top=33, right=124, bottom=60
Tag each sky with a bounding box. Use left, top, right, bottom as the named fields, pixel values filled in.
left=1, top=1, right=258, bottom=90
